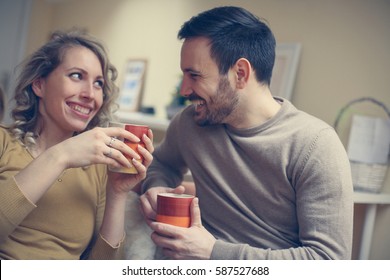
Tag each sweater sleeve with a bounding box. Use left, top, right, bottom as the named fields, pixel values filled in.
left=142, top=113, right=188, bottom=193
left=0, top=177, right=36, bottom=244
left=292, top=128, right=354, bottom=259
left=86, top=233, right=126, bottom=260
left=81, top=165, right=126, bottom=260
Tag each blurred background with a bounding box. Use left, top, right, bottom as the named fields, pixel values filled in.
left=1, top=0, right=389, bottom=259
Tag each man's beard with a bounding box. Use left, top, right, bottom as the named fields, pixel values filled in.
left=192, top=77, right=239, bottom=126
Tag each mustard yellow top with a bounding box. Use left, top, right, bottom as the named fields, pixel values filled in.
left=0, top=127, right=125, bottom=259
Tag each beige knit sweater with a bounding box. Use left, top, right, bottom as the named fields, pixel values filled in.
left=0, top=127, right=124, bottom=259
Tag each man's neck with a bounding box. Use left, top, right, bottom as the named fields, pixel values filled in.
left=227, top=87, right=281, bottom=129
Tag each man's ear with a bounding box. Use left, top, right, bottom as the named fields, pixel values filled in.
left=233, top=58, right=251, bottom=89
left=32, top=78, right=44, bottom=97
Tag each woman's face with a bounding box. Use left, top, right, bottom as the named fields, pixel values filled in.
left=33, top=46, right=104, bottom=133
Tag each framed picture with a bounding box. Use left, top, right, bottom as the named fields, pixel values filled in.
left=270, top=43, right=302, bottom=100
left=118, top=59, right=147, bottom=112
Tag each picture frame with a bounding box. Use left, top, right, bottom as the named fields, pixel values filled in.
left=270, top=43, right=302, bottom=100
left=118, top=59, right=147, bottom=112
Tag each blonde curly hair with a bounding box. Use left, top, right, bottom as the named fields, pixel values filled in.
left=8, top=29, right=119, bottom=147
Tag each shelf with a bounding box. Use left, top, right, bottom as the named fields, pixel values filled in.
left=115, top=111, right=170, bottom=131
left=353, top=191, right=390, bottom=204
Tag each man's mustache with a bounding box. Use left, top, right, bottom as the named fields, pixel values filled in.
left=188, top=93, right=202, bottom=101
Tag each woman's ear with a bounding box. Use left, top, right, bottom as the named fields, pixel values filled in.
left=233, top=58, right=251, bottom=89
left=32, top=78, right=44, bottom=97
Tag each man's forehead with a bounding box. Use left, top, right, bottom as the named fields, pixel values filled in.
left=180, top=38, right=215, bottom=70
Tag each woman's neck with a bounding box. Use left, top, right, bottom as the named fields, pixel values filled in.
left=30, top=123, right=74, bottom=158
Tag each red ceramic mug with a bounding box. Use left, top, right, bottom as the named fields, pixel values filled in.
left=156, top=193, right=195, bottom=227
left=108, top=122, right=149, bottom=174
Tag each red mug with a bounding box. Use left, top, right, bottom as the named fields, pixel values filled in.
left=109, top=122, right=149, bottom=174
left=156, top=193, right=195, bottom=227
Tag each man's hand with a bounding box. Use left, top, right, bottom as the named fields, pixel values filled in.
left=140, top=186, right=186, bottom=225
left=150, top=197, right=216, bottom=259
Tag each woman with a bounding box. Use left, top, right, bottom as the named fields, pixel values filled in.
left=0, top=30, right=154, bottom=259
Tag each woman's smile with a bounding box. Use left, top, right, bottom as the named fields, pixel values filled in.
left=67, top=101, right=94, bottom=119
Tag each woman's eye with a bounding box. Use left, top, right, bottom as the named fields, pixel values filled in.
left=94, top=80, right=104, bottom=89
left=69, top=72, right=82, bottom=80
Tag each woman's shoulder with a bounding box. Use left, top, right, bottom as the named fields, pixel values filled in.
left=0, top=125, right=9, bottom=134
left=0, top=126, right=26, bottom=162
left=0, top=126, right=15, bottom=144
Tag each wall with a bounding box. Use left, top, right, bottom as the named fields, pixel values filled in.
left=25, top=0, right=390, bottom=259
left=0, top=0, right=32, bottom=124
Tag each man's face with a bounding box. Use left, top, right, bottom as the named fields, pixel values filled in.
left=180, top=37, right=239, bottom=126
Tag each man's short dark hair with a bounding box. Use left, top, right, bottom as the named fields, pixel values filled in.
left=178, top=6, right=276, bottom=85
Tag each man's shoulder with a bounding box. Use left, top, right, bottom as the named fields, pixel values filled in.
left=278, top=102, right=328, bottom=135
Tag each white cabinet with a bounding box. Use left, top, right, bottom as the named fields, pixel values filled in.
left=353, top=191, right=390, bottom=259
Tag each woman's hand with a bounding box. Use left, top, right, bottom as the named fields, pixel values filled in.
left=59, top=127, right=147, bottom=169
left=58, top=126, right=154, bottom=193
left=107, top=130, right=154, bottom=194
left=98, top=128, right=154, bottom=247
left=106, top=128, right=154, bottom=195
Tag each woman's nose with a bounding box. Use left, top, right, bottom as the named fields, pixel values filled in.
left=80, top=83, right=95, bottom=99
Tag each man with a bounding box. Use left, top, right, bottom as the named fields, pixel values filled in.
left=140, top=6, right=353, bottom=260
